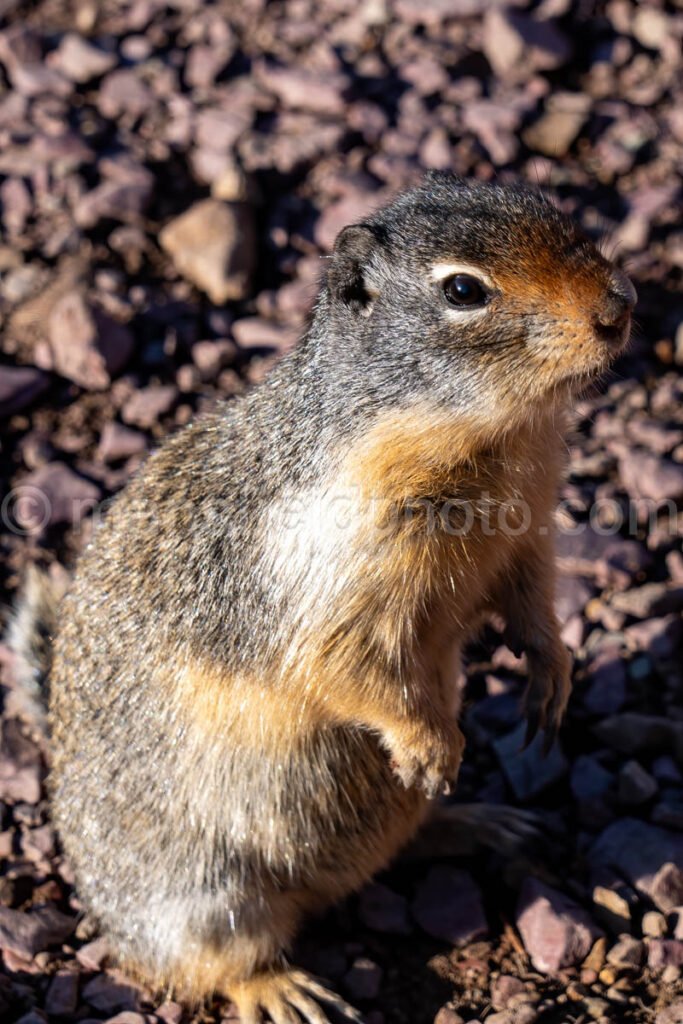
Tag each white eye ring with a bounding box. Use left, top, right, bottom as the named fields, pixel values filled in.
left=431, top=262, right=495, bottom=289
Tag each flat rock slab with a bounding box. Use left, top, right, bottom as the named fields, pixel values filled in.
left=159, top=199, right=255, bottom=305
left=493, top=722, right=568, bottom=801
left=516, top=877, right=603, bottom=974
left=413, top=865, right=488, bottom=945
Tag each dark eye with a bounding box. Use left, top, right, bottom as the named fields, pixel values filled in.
left=443, top=274, right=487, bottom=308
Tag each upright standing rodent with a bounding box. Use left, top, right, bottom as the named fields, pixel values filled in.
left=10, top=174, right=635, bottom=1023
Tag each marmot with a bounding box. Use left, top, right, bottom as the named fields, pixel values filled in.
left=9, top=174, right=635, bottom=1023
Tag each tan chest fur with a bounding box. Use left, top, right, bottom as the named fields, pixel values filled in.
left=175, top=403, right=564, bottom=746
left=259, top=403, right=565, bottom=721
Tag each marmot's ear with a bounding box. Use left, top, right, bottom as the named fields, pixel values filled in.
left=328, top=224, right=380, bottom=313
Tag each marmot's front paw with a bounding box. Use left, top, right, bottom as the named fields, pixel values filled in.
left=523, top=643, right=572, bottom=752
left=388, top=719, right=465, bottom=799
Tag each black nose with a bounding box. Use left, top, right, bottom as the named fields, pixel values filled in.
left=594, top=270, right=636, bottom=344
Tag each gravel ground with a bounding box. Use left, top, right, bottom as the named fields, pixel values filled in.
left=0, top=1, right=682, bottom=1023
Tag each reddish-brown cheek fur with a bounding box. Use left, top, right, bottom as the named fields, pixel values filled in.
left=494, top=249, right=615, bottom=384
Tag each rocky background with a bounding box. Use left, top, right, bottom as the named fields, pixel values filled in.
left=0, top=0, right=682, bottom=1022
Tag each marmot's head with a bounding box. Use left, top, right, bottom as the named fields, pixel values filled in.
left=325, top=173, right=635, bottom=427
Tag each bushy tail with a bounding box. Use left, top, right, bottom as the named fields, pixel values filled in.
left=5, top=565, right=67, bottom=735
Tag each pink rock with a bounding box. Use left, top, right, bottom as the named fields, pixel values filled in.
left=76, top=935, right=110, bottom=970
left=618, top=450, right=683, bottom=503
left=256, top=63, right=349, bottom=116
left=97, top=422, right=147, bottom=463
left=656, top=999, right=683, bottom=1024
left=651, top=863, right=683, bottom=914
left=1, top=176, right=32, bottom=235
left=16, top=463, right=100, bottom=531
left=30, top=131, right=94, bottom=170
left=46, top=292, right=133, bottom=390
left=395, top=0, right=483, bottom=24
left=232, top=318, right=298, bottom=354
left=314, top=192, right=383, bottom=251
left=122, top=385, right=178, bottom=429
left=401, top=57, right=449, bottom=97
left=155, top=1002, right=183, bottom=1024
left=413, top=866, right=488, bottom=945
left=419, top=128, right=452, bottom=171
left=628, top=419, right=683, bottom=455
left=607, top=935, right=644, bottom=969
left=433, top=1008, right=465, bottom=1024
left=104, top=1014, right=148, bottom=1024
left=562, top=612, right=585, bottom=649
left=556, top=524, right=614, bottom=578
left=50, top=34, right=116, bottom=82
left=555, top=576, right=592, bottom=623
left=0, top=717, right=43, bottom=803
left=482, top=8, right=571, bottom=77
left=23, top=823, right=56, bottom=862
left=0, top=904, right=76, bottom=958
left=462, top=101, right=520, bottom=165
left=276, top=279, right=315, bottom=319
left=190, top=146, right=233, bottom=186
left=192, top=339, right=238, bottom=380
left=648, top=939, right=683, bottom=971
left=159, top=199, right=256, bottom=304
left=98, top=69, right=152, bottom=120
left=47, top=291, right=106, bottom=389
left=185, top=41, right=234, bottom=90
left=75, top=181, right=152, bottom=228
left=624, top=616, right=682, bottom=660
left=195, top=107, right=250, bottom=152
left=516, top=878, right=602, bottom=974
left=9, top=62, right=71, bottom=98
left=3, top=948, right=44, bottom=974
left=490, top=974, right=526, bottom=1010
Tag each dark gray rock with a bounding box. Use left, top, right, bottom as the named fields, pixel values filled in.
left=358, top=882, right=411, bottom=935
left=571, top=755, right=613, bottom=803
left=618, top=760, right=658, bottom=806
left=343, top=957, right=382, bottom=1001
left=589, top=819, right=683, bottom=910
left=413, top=866, right=487, bottom=945
left=0, top=365, right=49, bottom=417
left=0, top=905, right=75, bottom=958
left=493, top=722, right=568, bottom=801
left=45, top=970, right=79, bottom=1015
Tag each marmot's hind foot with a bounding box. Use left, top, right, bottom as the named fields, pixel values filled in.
left=230, top=968, right=364, bottom=1024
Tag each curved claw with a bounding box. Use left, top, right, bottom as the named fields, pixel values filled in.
left=229, top=968, right=365, bottom=1024
left=290, top=971, right=366, bottom=1023
left=522, top=645, right=572, bottom=754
